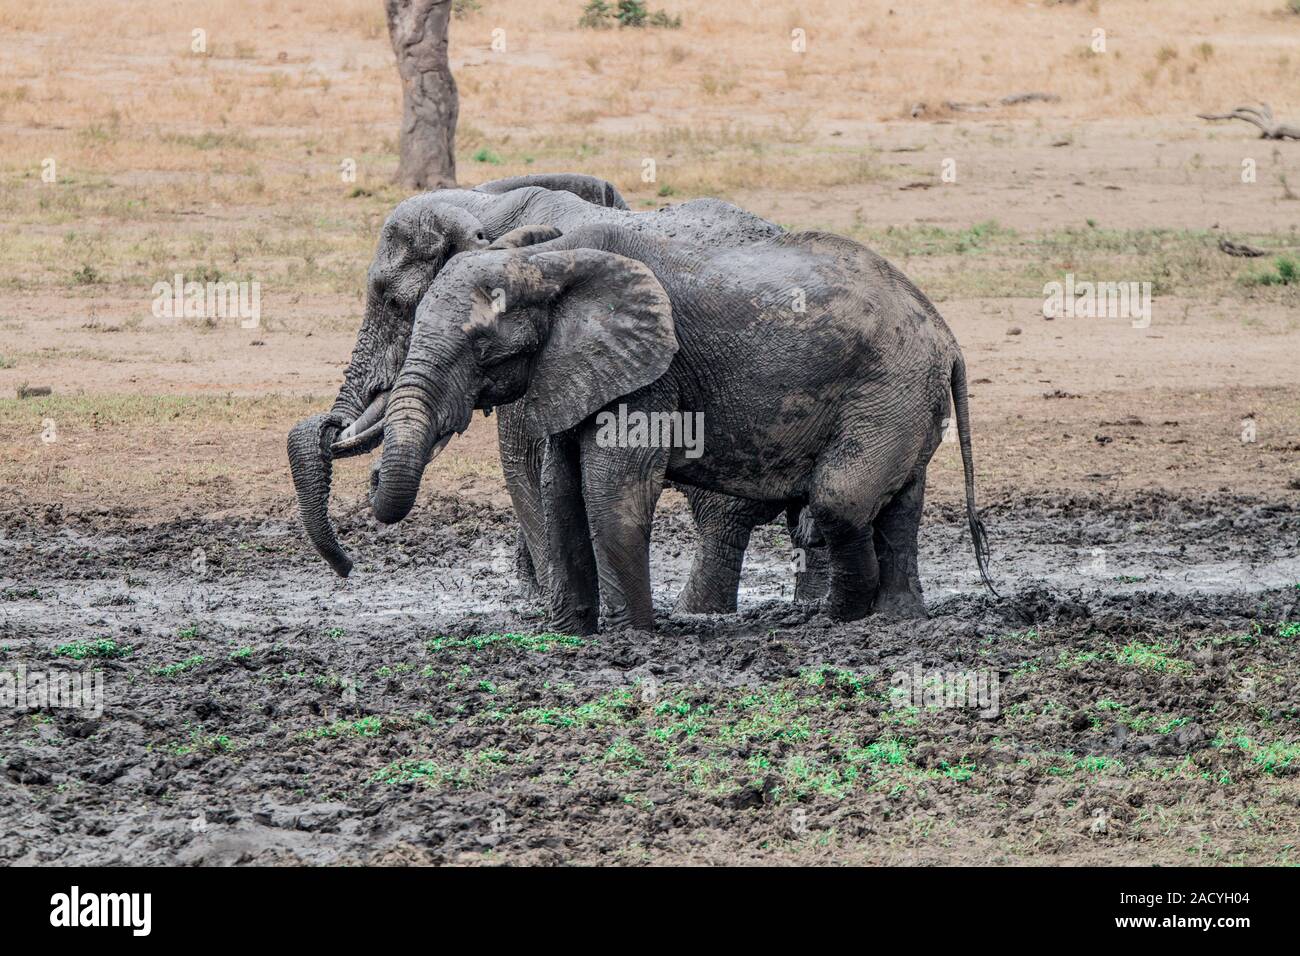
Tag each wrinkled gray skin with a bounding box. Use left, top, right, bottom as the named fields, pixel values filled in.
left=288, top=174, right=824, bottom=612
left=370, top=223, right=996, bottom=634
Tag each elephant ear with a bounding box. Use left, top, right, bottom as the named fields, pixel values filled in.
left=522, top=249, right=676, bottom=436
left=488, top=225, right=563, bottom=250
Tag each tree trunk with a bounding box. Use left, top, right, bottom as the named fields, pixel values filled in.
left=386, top=0, right=458, bottom=189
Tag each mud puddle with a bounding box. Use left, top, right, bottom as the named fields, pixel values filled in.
left=1, top=492, right=1297, bottom=866
left=2, top=493, right=1294, bottom=638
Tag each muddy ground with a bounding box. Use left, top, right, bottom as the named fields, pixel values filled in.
left=2, top=0, right=1299, bottom=869
left=2, top=490, right=1298, bottom=865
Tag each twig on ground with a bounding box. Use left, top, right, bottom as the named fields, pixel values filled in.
left=1197, top=104, right=1300, bottom=140
left=943, top=92, right=1060, bottom=113
left=1217, top=238, right=1267, bottom=258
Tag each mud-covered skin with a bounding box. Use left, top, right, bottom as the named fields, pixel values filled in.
left=371, top=226, right=991, bottom=632
left=1, top=493, right=1297, bottom=865
left=289, top=175, right=628, bottom=575
left=287, top=174, right=802, bottom=615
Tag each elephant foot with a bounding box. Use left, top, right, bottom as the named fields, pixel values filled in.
left=673, top=587, right=737, bottom=616
left=821, top=572, right=876, bottom=622
left=516, top=563, right=544, bottom=601
left=602, top=610, right=656, bottom=633
left=550, top=603, right=598, bottom=636
left=792, top=547, right=830, bottom=603
left=674, top=559, right=742, bottom=616
left=821, top=596, right=872, bottom=623
left=873, top=588, right=928, bottom=620
left=792, top=569, right=829, bottom=603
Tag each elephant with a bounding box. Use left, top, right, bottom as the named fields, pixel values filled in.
left=366, top=222, right=997, bottom=633
left=287, top=174, right=826, bottom=612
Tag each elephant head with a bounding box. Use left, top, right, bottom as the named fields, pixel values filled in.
left=287, top=197, right=491, bottom=576
left=288, top=176, right=630, bottom=577
left=368, top=247, right=676, bottom=526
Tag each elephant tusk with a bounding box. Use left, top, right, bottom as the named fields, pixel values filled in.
left=426, top=432, right=453, bottom=464
left=331, top=419, right=384, bottom=456
left=331, top=391, right=389, bottom=456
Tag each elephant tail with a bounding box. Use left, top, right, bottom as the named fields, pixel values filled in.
left=949, top=353, right=999, bottom=597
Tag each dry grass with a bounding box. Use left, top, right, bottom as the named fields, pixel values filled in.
left=0, top=393, right=504, bottom=516
left=2, top=0, right=1298, bottom=207
left=2, top=0, right=1300, bottom=515
left=2, top=0, right=1297, bottom=298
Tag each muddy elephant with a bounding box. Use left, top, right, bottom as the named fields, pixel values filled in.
left=367, top=223, right=997, bottom=633
left=287, top=175, right=824, bottom=612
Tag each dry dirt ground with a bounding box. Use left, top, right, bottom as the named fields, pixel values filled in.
left=1, top=1, right=1299, bottom=865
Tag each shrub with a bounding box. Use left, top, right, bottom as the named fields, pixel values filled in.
left=580, top=1, right=680, bottom=29
left=1242, top=255, right=1298, bottom=287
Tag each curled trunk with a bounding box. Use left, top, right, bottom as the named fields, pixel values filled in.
left=288, top=391, right=389, bottom=577
left=370, top=386, right=438, bottom=526
left=287, top=413, right=353, bottom=577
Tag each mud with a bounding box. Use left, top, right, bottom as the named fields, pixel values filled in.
left=1, top=492, right=1298, bottom=865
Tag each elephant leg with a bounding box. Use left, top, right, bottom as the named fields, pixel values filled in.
left=872, top=471, right=928, bottom=619
left=498, top=404, right=549, bottom=592
left=540, top=436, right=599, bottom=635
left=675, top=487, right=781, bottom=615
left=514, top=526, right=541, bottom=598
left=787, top=505, right=830, bottom=603
left=809, top=455, right=897, bottom=621
left=813, top=515, right=879, bottom=622
left=578, top=433, right=667, bottom=632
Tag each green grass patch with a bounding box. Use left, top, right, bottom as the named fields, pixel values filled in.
left=52, top=638, right=130, bottom=659
left=519, top=688, right=636, bottom=728
left=1214, top=728, right=1300, bottom=777
left=1116, top=641, right=1192, bottom=674
left=1043, top=752, right=1125, bottom=776
left=1240, top=255, right=1298, bottom=287
left=1, top=587, right=42, bottom=601
left=303, top=715, right=386, bottom=739
left=152, top=654, right=205, bottom=677
left=372, top=748, right=527, bottom=788
left=426, top=632, right=586, bottom=654
left=1252, top=741, right=1300, bottom=775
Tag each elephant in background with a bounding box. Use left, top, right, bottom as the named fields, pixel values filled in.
left=471, top=173, right=628, bottom=210
left=287, top=175, right=825, bottom=612
left=367, top=222, right=997, bottom=633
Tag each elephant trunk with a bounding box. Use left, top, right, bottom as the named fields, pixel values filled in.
left=371, top=340, right=470, bottom=526
left=288, top=389, right=390, bottom=577
left=371, top=386, right=438, bottom=525
left=287, top=412, right=353, bottom=577
left=287, top=287, right=409, bottom=576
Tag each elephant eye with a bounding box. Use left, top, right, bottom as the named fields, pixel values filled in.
left=384, top=293, right=402, bottom=313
